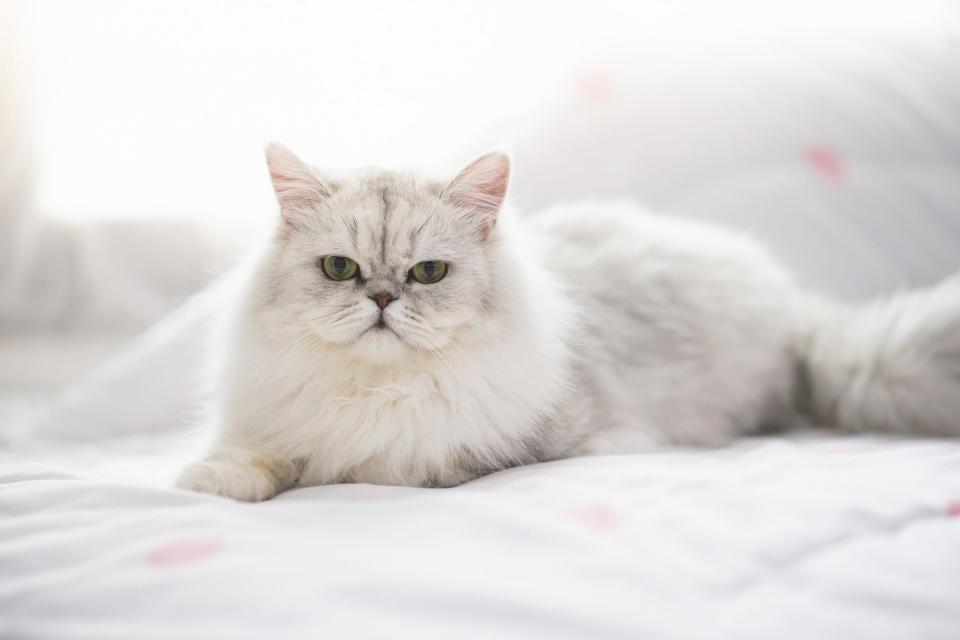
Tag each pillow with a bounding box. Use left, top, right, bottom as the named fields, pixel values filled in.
left=509, top=36, right=960, bottom=299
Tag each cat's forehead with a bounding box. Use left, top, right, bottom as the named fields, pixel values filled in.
left=323, top=170, right=457, bottom=262
left=337, top=172, right=437, bottom=217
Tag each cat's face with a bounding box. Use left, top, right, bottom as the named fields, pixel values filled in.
left=263, top=144, right=510, bottom=363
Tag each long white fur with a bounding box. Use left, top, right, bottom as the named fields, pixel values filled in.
left=176, top=146, right=960, bottom=501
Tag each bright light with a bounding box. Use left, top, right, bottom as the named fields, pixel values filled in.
left=10, top=0, right=957, bottom=221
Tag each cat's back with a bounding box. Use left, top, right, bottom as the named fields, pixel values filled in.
left=525, top=201, right=795, bottom=322
left=524, top=201, right=801, bottom=448
left=525, top=200, right=786, bottom=283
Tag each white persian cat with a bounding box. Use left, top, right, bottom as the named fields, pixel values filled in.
left=176, top=144, right=960, bottom=501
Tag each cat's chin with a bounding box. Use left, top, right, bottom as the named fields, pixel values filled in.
left=350, top=327, right=410, bottom=364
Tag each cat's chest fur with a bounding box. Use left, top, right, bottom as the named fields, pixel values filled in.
left=227, top=325, right=574, bottom=487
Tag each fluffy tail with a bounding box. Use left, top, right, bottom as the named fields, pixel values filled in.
left=797, top=275, right=960, bottom=436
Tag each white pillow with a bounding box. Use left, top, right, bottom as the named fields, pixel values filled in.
left=509, top=36, right=960, bottom=299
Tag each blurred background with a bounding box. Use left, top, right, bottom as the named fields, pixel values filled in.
left=2, top=0, right=959, bottom=434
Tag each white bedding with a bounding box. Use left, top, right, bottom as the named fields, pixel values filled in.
left=3, top=433, right=960, bottom=639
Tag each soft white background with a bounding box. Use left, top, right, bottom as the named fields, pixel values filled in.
left=10, top=0, right=956, bottom=221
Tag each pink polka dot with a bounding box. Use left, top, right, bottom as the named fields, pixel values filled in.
left=575, top=70, right=615, bottom=103
left=567, top=503, right=625, bottom=532
left=946, top=500, right=960, bottom=518
left=146, top=535, right=224, bottom=567
left=806, top=146, right=845, bottom=185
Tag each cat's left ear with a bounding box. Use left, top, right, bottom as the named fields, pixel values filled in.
left=265, top=142, right=331, bottom=226
left=443, top=152, right=511, bottom=238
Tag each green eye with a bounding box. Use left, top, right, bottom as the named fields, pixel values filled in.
left=410, top=260, right=447, bottom=284
left=321, top=255, right=359, bottom=281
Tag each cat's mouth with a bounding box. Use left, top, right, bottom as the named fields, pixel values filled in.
left=351, top=315, right=412, bottom=363
left=361, top=315, right=400, bottom=338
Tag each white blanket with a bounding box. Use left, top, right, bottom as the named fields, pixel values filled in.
left=3, top=433, right=960, bottom=639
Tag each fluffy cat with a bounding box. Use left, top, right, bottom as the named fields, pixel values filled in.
left=176, top=144, right=960, bottom=501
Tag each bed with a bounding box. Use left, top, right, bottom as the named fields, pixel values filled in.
left=3, top=431, right=960, bottom=639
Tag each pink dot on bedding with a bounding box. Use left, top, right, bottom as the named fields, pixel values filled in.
left=575, top=69, right=616, bottom=102
left=567, top=504, right=626, bottom=532
left=145, top=535, right=224, bottom=567
left=806, top=145, right=845, bottom=185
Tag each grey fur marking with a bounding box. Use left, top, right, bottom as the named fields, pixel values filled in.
left=379, top=186, right=391, bottom=265
left=342, top=216, right=359, bottom=249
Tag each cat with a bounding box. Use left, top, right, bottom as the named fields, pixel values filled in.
left=175, top=143, right=960, bottom=501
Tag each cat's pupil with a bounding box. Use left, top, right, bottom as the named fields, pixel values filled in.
left=333, top=257, right=347, bottom=273
left=423, top=262, right=436, bottom=277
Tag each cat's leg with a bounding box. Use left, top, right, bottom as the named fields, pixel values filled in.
left=175, top=444, right=300, bottom=502
left=574, top=425, right=665, bottom=456
left=573, top=418, right=745, bottom=456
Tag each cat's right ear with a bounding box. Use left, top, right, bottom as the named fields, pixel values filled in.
left=265, top=143, right=331, bottom=225
left=442, top=152, right=511, bottom=239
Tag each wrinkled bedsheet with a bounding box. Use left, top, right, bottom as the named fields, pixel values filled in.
left=2, top=433, right=959, bottom=639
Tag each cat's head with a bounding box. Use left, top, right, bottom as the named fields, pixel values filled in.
left=262, top=143, right=511, bottom=363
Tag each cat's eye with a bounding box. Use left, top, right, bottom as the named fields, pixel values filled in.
left=321, top=255, right=359, bottom=281
left=409, top=260, right=447, bottom=284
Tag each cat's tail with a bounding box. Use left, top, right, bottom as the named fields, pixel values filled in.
left=796, top=275, right=960, bottom=436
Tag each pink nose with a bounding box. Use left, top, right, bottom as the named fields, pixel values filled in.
left=370, top=292, right=395, bottom=309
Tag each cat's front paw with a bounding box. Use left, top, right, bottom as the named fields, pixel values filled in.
left=176, top=457, right=280, bottom=502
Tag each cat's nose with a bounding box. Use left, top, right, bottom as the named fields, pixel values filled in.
left=370, top=291, right=396, bottom=309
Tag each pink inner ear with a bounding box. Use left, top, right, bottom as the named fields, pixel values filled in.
left=265, top=143, right=329, bottom=211
left=445, top=153, right=511, bottom=236
left=270, top=168, right=322, bottom=208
